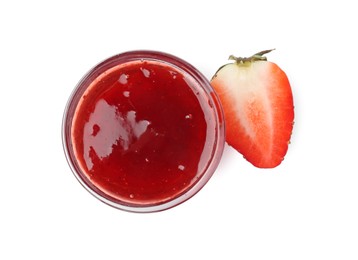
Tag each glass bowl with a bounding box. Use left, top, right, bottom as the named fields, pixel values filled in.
left=62, top=50, right=225, bottom=213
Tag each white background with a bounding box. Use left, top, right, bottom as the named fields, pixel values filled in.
left=1, top=0, right=357, bottom=259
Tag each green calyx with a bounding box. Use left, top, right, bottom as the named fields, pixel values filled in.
left=229, top=49, right=275, bottom=64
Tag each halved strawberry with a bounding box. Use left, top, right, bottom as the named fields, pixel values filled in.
left=211, top=50, right=294, bottom=168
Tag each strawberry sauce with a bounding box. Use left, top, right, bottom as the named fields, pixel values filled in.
left=70, top=59, right=217, bottom=206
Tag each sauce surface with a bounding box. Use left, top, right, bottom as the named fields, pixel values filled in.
left=72, top=60, right=214, bottom=204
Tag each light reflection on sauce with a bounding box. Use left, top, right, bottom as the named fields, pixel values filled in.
left=83, top=99, right=150, bottom=170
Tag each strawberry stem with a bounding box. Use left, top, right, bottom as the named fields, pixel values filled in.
left=229, top=49, right=275, bottom=64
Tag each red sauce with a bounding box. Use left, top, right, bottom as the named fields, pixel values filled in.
left=71, top=60, right=216, bottom=205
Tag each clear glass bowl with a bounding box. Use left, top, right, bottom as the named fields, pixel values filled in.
left=62, top=50, right=225, bottom=213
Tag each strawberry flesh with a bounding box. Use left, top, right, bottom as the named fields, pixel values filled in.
left=211, top=60, right=294, bottom=168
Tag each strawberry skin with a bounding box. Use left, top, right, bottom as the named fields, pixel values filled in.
left=211, top=55, right=294, bottom=168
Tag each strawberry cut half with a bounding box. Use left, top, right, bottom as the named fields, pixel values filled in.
left=211, top=50, right=294, bottom=168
